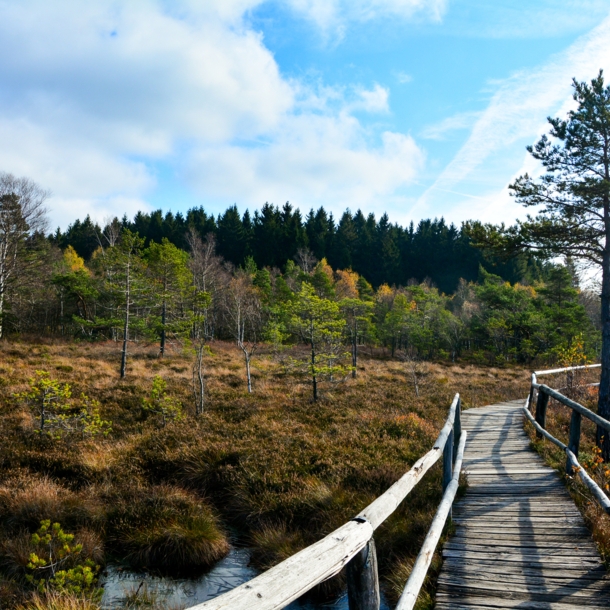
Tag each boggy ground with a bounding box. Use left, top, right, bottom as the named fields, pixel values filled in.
left=0, top=339, right=531, bottom=609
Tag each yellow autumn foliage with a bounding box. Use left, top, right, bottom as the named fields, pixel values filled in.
left=63, top=246, right=88, bottom=274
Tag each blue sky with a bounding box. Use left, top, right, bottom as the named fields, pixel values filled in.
left=2, top=1, right=610, bottom=230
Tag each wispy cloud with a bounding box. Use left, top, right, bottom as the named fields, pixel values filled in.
left=417, top=11, right=610, bottom=217
left=440, top=0, right=610, bottom=39
left=283, top=0, right=447, bottom=36
left=421, top=111, right=481, bottom=140
left=395, top=71, right=413, bottom=84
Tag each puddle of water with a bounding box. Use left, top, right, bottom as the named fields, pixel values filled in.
left=100, top=548, right=257, bottom=609
left=100, top=548, right=390, bottom=610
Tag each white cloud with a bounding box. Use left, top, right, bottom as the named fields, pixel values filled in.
left=0, top=1, right=291, bottom=227
left=0, top=0, right=425, bottom=228
left=395, top=71, right=413, bottom=84
left=187, top=114, right=424, bottom=209
left=418, top=12, right=610, bottom=217
left=349, top=84, right=390, bottom=113
left=284, top=0, right=446, bottom=34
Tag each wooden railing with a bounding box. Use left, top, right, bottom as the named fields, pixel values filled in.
left=187, top=395, right=467, bottom=610
left=525, top=364, right=610, bottom=514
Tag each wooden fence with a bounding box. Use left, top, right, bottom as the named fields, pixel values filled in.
left=187, top=394, right=466, bottom=610
left=525, top=363, right=610, bottom=514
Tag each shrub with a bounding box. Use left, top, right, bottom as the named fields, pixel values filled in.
left=142, top=377, right=183, bottom=427
left=14, top=372, right=111, bottom=440
left=25, top=521, right=101, bottom=599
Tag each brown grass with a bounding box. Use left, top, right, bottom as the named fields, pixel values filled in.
left=0, top=338, right=532, bottom=606
left=17, top=592, right=100, bottom=610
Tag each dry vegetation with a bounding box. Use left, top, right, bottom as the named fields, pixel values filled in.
left=0, top=338, right=532, bottom=608
left=524, top=369, right=610, bottom=566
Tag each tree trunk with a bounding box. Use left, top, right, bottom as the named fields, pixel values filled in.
left=194, top=344, right=205, bottom=415
left=0, top=286, right=4, bottom=341
left=160, top=298, right=166, bottom=357
left=245, top=352, right=252, bottom=393
left=598, top=248, right=610, bottom=460
left=352, top=319, right=357, bottom=379
left=120, top=262, right=130, bottom=379
left=311, top=332, right=318, bottom=402
left=40, top=396, right=46, bottom=431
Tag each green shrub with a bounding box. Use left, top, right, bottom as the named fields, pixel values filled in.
left=25, top=521, right=101, bottom=599
left=15, top=372, right=111, bottom=440
left=142, top=377, right=183, bottom=427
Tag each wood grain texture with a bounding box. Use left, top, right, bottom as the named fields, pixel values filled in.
left=435, top=400, right=610, bottom=608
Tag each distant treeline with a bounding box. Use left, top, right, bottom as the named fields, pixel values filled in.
left=50, top=203, right=543, bottom=293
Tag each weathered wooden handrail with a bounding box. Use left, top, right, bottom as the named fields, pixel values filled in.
left=525, top=365, right=610, bottom=514
left=187, top=394, right=464, bottom=610
left=395, top=429, right=467, bottom=610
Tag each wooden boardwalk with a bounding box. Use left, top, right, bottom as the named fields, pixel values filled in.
left=436, top=400, right=610, bottom=609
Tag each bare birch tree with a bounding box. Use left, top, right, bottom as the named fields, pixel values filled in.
left=0, top=173, right=49, bottom=339
left=224, top=272, right=262, bottom=393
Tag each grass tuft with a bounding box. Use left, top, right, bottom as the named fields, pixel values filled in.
left=17, top=592, right=99, bottom=610
left=105, top=485, right=229, bottom=572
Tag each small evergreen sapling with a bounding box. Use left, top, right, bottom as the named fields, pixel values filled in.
left=142, top=376, right=184, bottom=426
left=15, top=371, right=111, bottom=439
left=26, top=520, right=101, bottom=598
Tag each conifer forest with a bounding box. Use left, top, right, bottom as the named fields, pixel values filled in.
left=6, top=198, right=601, bottom=366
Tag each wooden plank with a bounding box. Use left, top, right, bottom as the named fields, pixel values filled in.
left=442, top=559, right=608, bottom=578
left=452, top=516, right=583, bottom=524
left=464, top=468, right=552, bottom=474
left=435, top=593, right=610, bottom=609
left=441, top=551, right=602, bottom=566
left=437, top=584, right=610, bottom=603
left=438, top=571, right=610, bottom=589
left=443, top=563, right=608, bottom=580
left=443, top=543, right=600, bottom=557
left=452, top=528, right=593, bottom=537
left=454, top=502, right=581, bottom=510
left=434, top=597, right=608, bottom=610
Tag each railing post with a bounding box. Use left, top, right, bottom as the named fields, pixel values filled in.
left=535, top=389, right=549, bottom=438
left=443, top=428, right=454, bottom=493
left=453, top=397, right=462, bottom=462
left=443, top=427, right=454, bottom=522
left=346, top=536, right=380, bottom=610
left=566, top=410, right=582, bottom=475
